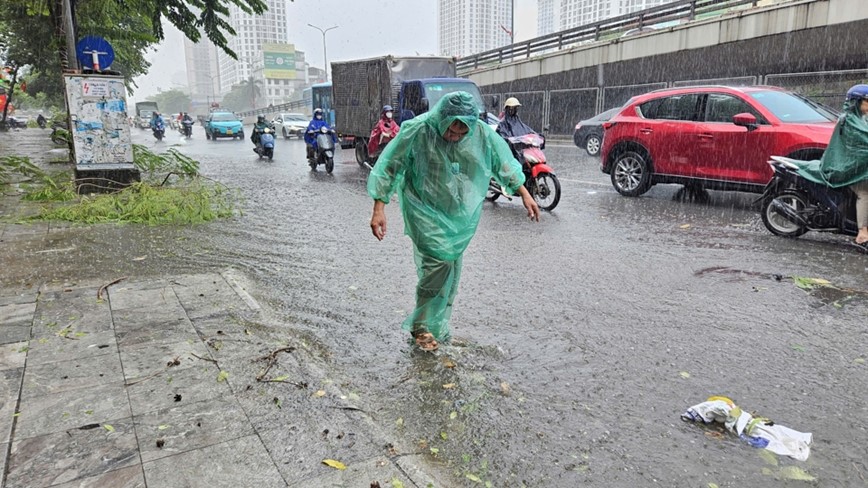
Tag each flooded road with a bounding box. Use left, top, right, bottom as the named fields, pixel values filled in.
left=5, top=126, right=868, bottom=486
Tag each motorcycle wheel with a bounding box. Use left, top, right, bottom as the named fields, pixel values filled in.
left=761, top=189, right=809, bottom=237
left=355, top=140, right=368, bottom=167
left=485, top=178, right=500, bottom=202
left=326, top=157, right=334, bottom=174
left=532, top=173, right=561, bottom=211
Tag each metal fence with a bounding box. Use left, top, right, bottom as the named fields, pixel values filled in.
left=456, top=0, right=762, bottom=74
left=765, top=69, right=868, bottom=110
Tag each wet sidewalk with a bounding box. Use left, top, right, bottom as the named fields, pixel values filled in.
left=0, top=130, right=442, bottom=487
left=0, top=272, right=439, bottom=487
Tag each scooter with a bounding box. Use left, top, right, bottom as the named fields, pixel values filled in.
left=253, top=127, right=275, bottom=160
left=759, top=156, right=858, bottom=238
left=308, top=126, right=336, bottom=174
left=181, top=119, right=194, bottom=139
left=152, top=120, right=165, bottom=142
left=486, top=132, right=561, bottom=211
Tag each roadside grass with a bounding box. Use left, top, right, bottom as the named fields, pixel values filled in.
left=0, top=145, right=237, bottom=225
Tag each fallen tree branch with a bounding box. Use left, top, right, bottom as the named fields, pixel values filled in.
left=253, top=346, right=296, bottom=381
left=190, top=353, right=218, bottom=364
left=97, top=276, right=126, bottom=301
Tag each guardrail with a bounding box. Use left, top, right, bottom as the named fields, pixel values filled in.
left=456, top=0, right=761, bottom=74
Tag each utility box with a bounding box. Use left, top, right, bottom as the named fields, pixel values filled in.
left=63, top=74, right=139, bottom=193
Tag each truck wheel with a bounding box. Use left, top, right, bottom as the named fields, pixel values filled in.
left=355, top=140, right=368, bottom=167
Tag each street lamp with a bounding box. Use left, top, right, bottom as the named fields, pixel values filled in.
left=307, top=23, right=338, bottom=82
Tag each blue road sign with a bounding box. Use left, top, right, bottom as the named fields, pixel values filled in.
left=76, top=36, right=115, bottom=71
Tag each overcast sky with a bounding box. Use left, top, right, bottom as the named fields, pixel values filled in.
left=131, top=0, right=537, bottom=102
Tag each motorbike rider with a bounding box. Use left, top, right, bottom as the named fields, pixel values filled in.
left=367, top=105, right=400, bottom=159
left=304, top=108, right=335, bottom=160
left=250, top=114, right=274, bottom=148
left=496, top=97, right=536, bottom=139
left=149, top=112, right=163, bottom=130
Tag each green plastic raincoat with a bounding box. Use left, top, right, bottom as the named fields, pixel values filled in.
left=368, top=91, right=526, bottom=340
left=796, top=99, right=868, bottom=187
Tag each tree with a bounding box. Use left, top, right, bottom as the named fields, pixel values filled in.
left=236, top=76, right=263, bottom=110
left=218, top=83, right=250, bottom=112
left=147, top=89, right=192, bottom=114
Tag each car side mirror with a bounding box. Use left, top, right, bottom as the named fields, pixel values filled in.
left=733, top=113, right=758, bottom=132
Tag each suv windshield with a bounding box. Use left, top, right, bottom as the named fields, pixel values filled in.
left=211, top=113, right=237, bottom=121
left=282, top=114, right=306, bottom=121
left=749, top=90, right=836, bottom=124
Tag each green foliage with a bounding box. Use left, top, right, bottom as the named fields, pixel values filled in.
left=132, top=144, right=199, bottom=179
left=38, top=181, right=234, bottom=225
left=0, top=155, right=44, bottom=185
left=219, top=77, right=263, bottom=112
left=0, top=154, right=75, bottom=201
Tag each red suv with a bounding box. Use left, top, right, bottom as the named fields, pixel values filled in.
left=600, top=86, right=837, bottom=196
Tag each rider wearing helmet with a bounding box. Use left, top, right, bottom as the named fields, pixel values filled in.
left=496, top=97, right=536, bottom=139
left=305, top=108, right=336, bottom=160
left=251, top=114, right=273, bottom=145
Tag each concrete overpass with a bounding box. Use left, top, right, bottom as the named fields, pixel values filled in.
left=463, top=0, right=868, bottom=135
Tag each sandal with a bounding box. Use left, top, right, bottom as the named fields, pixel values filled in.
left=850, top=241, right=868, bottom=254
left=413, top=331, right=439, bottom=352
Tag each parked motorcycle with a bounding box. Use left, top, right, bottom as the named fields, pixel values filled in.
left=50, top=121, right=68, bottom=145
left=181, top=119, right=194, bottom=139
left=253, top=127, right=275, bottom=160
left=152, top=119, right=165, bottom=142
left=308, top=126, right=336, bottom=174
left=760, top=156, right=858, bottom=239
left=486, top=133, right=561, bottom=211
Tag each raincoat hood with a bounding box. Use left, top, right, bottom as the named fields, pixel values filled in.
left=425, top=91, right=481, bottom=139
left=796, top=98, right=868, bottom=187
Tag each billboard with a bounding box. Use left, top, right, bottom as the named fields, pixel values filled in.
left=263, top=43, right=296, bottom=80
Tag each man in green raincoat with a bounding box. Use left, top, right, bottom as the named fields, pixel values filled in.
left=368, top=91, right=540, bottom=351
left=796, top=84, right=868, bottom=249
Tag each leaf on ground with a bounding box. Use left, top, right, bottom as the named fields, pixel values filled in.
left=313, top=390, right=326, bottom=398
left=273, top=397, right=282, bottom=409
left=429, top=447, right=439, bottom=454
left=84, top=410, right=93, bottom=415
left=777, top=466, right=815, bottom=481
left=680, top=371, right=691, bottom=379
left=450, top=411, right=457, bottom=420
left=244, top=328, right=252, bottom=335
left=396, top=417, right=404, bottom=427
left=500, top=381, right=511, bottom=396
left=440, top=431, right=448, bottom=440
left=708, top=483, right=719, bottom=488
left=679, top=224, right=691, bottom=229
left=103, top=424, right=115, bottom=433
left=322, top=459, right=347, bottom=470
left=158, top=424, right=170, bottom=430
left=465, top=473, right=482, bottom=483
left=441, top=358, right=457, bottom=368
left=791, top=344, right=805, bottom=352
left=132, top=256, right=147, bottom=261
left=792, top=276, right=831, bottom=290
left=855, top=358, right=865, bottom=364
left=758, top=449, right=778, bottom=466
left=442, top=383, right=456, bottom=389
left=216, top=370, right=229, bottom=382
left=390, top=478, right=404, bottom=488
left=273, top=375, right=290, bottom=382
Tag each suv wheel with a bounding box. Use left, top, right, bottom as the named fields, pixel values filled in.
left=611, top=150, right=652, bottom=197
left=585, top=135, right=602, bottom=156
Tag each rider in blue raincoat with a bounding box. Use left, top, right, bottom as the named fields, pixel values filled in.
left=368, top=91, right=541, bottom=351
left=304, top=108, right=335, bottom=160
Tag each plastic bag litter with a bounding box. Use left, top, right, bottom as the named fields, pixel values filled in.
left=681, top=396, right=812, bottom=461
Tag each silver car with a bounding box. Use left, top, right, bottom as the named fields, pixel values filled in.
left=272, top=113, right=308, bottom=139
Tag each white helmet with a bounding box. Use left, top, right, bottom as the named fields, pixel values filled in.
left=503, top=97, right=521, bottom=109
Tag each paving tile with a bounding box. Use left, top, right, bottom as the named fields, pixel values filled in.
left=0, top=292, right=38, bottom=307
left=24, top=330, right=117, bottom=367
left=39, top=279, right=105, bottom=294
left=1, top=223, right=49, bottom=241
left=0, top=326, right=30, bottom=346
left=0, top=302, right=36, bottom=327
left=172, top=274, right=250, bottom=320
left=0, top=341, right=28, bottom=371
left=119, top=339, right=213, bottom=381
left=108, top=284, right=177, bottom=311
left=49, top=465, right=146, bottom=488
left=20, top=353, right=123, bottom=401
left=115, top=315, right=198, bottom=349
left=253, top=405, right=383, bottom=485
left=126, top=362, right=231, bottom=416
left=0, top=442, right=7, bottom=485
left=112, top=299, right=190, bottom=331
left=133, top=396, right=253, bottom=463
left=14, top=382, right=131, bottom=439
left=299, top=455, right=413, bottom=487
left=142, top=435, right=285, bottom=488
left=32, top=296, right=112, bottom=335
left=5, top=418, right=139, bottom=488
left=0, top=368, right=23, bottom=443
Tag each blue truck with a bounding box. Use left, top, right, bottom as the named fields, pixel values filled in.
left=330, top=55, right=486, bottom=166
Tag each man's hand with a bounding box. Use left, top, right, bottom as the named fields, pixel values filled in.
left=517, top=187, right=541, bottom=222
left=371, top=200, right=387, bottom=240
